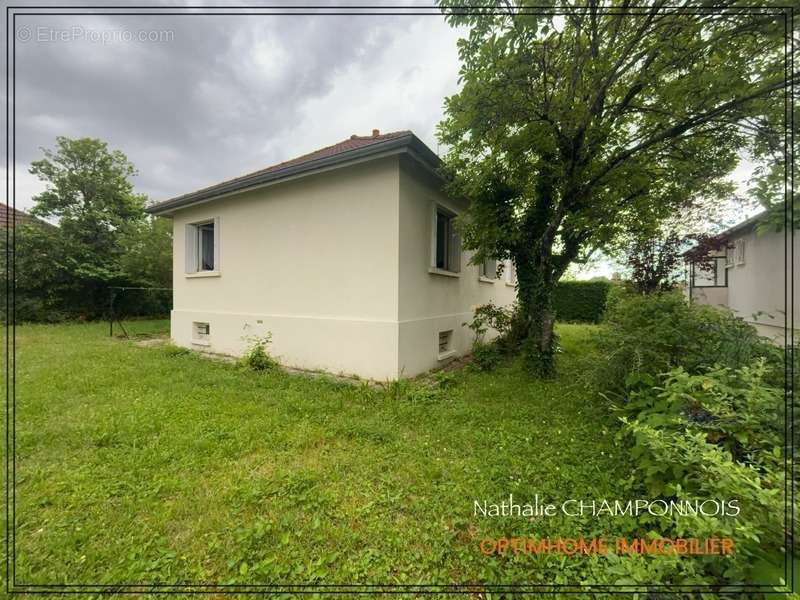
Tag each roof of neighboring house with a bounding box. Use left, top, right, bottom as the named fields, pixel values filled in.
left=716, top=210, right=769, bottom=239
left=146, top=129, right=441, bottom=216
left=0, top=202, right=42, bottom=228
left=682, top=209, right=773, bottom=260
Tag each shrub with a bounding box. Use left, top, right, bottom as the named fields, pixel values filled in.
left=242, top=333, right=278, bottom=371
left=552, top=280, right=612, bottom=323
left=469, top=341, right=504, bottom=372
left=595, top=289, right=780, bottom=392
left=463, top=302, right=514, bottom=343
left=616, top=360, right=786, bottom=583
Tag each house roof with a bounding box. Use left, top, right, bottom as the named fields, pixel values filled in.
left=0, top=202, right=42, bottom=228
left=146, top=129, right=441, bottom=216
left=716, top=209, right=769, bottom=239
left=682, top=209, right=772, bottom=260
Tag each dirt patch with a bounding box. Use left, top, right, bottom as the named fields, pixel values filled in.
left=133, top=337, right=169, bottom=348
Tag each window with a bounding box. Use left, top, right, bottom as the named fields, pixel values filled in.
left=691, top=257, right=727, bottom=288
left=433, top=207, right=460, bottom=273
left=734, top=239, right=745, bottom=265
left=198, top=222, right=215, bottom=271
left=506, top=260, right=517, bottom=286
left=186, top=218, right=220, bottom=274
left=480, top=258, right=497, bottom=280
left=438, top=330, right=453, bottom=358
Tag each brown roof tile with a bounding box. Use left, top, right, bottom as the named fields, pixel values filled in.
left=0, top=202, right=37, bottom=228
left=147, top=129, right=433, bottom=214
left=183, top=129, right=412, bottom=200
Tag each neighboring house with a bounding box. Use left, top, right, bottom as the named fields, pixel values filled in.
left=0, top=201, right=42, bottom=228
left=146, top=130, right=516, bottom=379
left=685, top=210, right=798, bottom=343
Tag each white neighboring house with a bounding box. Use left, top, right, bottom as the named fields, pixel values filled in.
left=685, top=210, right=798, bottom=344
left=146, top=130, right=517, bottom=379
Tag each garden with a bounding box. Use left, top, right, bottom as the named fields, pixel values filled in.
left=8, top=284, right=793, bottom=592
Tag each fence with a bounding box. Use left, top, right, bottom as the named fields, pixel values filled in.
left=108, top=286, right=172, bottom=338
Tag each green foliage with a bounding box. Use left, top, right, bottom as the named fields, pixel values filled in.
left=616, top=361, right=786, bottom=582
left=16, top=320, right=638, bottom=587
left=469, top=341, right=504, bottom=372
left=241, top=333, right=278, bottom=372
left=463, top=302, right=515, bottom=371
left=436, top=3, right=787, bottom=373
left=552, top=280, right=612, bottom=323
left=6, top=137, right=172, bottom=321
left=463, top=301, right=514, bottom=342
left=595, top=289, right=780, bottom=392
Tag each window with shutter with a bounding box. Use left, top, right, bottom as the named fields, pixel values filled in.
left=734, top=239, right=745, bottom=265
left=481, top=258, right=497, bottom=280
left=185, top=218, right=220, bottom=275
left=433, top=207, right=460, bottom=273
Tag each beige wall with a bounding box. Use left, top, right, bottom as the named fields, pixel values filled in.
left=690, top=286, right=729, bottom=307
left=170, top=157, right=400, bottom=380
left=726, top=228, right=799, bottom=344
left=397, top=157, right=516, bottom=377
left=169, top=154, right=518, bottom=379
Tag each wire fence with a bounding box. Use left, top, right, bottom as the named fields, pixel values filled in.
left=108, top=286, right=172, bottom=339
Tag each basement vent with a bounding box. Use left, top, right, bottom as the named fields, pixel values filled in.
left=438, top=330, right=453, bottom=357
left=193, top=321, right=210, bottom=343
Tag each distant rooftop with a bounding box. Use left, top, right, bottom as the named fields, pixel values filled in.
left=0, top=202, right=42, bottom=228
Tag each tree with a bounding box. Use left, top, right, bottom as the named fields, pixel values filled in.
left=13, top=137, right=160, bottom=319
left=437, top=1, right=795, bottom=375
left=622, top=231, right=684, bottom=294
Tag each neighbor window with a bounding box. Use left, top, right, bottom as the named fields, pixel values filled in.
left=480, top=258, right=497, bottom=280
left=691, top=257, right=727, bottom=288
left=433, top=207, right=460, bottom=273
left=734, top=239, right=746, bottom=265
left=185, top=218, right=220, bottom=274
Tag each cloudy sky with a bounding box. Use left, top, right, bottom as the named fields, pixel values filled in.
left=6, top=2, right=763, bottom=279
left=7, top=2, right=464, bottom=211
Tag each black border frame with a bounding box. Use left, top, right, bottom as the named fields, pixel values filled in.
left=3, top=3, right=795, bottom=596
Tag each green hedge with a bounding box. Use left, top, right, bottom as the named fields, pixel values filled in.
left=553, top=280, right=612, bottom=323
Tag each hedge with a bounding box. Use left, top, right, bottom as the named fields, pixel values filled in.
left=553, top=280, right=613, bottom=323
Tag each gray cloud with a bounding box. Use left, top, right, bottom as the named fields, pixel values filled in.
left=7, top=3, right=462, bottom=209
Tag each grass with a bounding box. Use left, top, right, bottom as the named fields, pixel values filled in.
left=10, top=320, right=635, bottom=590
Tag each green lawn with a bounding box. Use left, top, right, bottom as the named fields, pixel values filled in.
left=11, top=320, right=636, bottom=589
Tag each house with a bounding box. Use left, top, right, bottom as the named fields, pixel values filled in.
left=0, top=201, right=43, bottom=228
left=146, top=130, right=516, bottom=379
left=685, top=210, right=798, bottom=343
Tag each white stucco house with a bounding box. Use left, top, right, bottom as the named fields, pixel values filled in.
left=146, top=130, right=516, bottom=379
left=685, top=210, right=797, bottom=344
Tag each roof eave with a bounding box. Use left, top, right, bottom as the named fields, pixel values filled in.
left=146, top=133, right=441, bottom=216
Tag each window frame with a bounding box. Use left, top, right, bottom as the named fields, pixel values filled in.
left=479, top=258, right=498, bottom=282
left=437, top=329, right=455, bottom=360
left=505, top=260, right=517, bottom=287
left=691, top=256, right=728, bottom=288
left=185, top=217, right=221, bottom=277
left=429, top=204, right=461, bottom=276
left=734, top=238, right=746, bottom=266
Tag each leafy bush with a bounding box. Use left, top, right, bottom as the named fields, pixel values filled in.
left=616, top=360, right=786, bottom=583
left=469, top=341, right=504, bottom=372
left=463, top=302, right=514, bottom=343
left=242, top=333, right=278, bottom=371
left=596, top=289, right=780, bottom=392
left=552, top=280, right=612, bottom=323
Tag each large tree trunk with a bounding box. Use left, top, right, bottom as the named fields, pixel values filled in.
left=513, top=253, right=557, bottom=377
